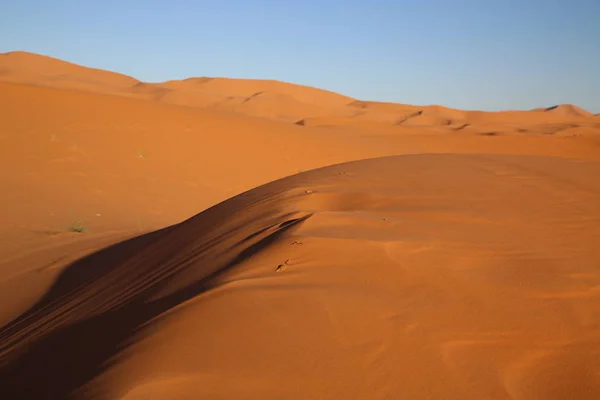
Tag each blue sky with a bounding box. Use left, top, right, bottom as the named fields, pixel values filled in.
left=1, top=0, right=599, bottom=112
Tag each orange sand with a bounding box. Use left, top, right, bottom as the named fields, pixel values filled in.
left=1, top=51, right=599, bottom=399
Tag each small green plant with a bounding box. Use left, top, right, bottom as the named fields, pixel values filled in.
left=68, top=222, right=86, bottom=233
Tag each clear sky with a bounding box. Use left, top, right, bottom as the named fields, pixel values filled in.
left=1, top=0, right=599, bottom=112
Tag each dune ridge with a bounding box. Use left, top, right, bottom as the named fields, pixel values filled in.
left=535, top=104, right=595, bottom=118
left=0, top=51, right=139, bottom=93
left=2, top=78, right=598, bottom=254
left=1, top=51, right=598, bottom=135
left=2, top=154, right=600, bottom=399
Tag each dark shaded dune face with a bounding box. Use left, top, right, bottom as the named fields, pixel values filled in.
left=2, top=154, right=600, bottom=399
left=0, top=183, right=311, bottom=399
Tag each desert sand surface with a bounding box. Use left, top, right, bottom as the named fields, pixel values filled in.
left=1, top=52, right=600, bottom=399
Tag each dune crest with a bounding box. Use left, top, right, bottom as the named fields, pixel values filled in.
left=1, top=154, right=600, bottom=399
left=0, top=51, right=139, bottom=93
left=536, top=104, right=594, bottom=118
left=1, top=51, right=598, bottom=134
left=161, top=76, right=355, bottom=107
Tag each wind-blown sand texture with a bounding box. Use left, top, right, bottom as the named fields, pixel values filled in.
left=1, top=51, right=599, bottom=399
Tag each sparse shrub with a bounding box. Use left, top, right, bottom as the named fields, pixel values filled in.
left=68, top=222, right=86, bottom=233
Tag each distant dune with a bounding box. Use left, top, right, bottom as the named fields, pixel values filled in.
left=0, top=51, right=356, bottom=123
left=1, top=51, right=597, bottom=135
left=535, top=104, right=595, bottom=118
left=1, top=51, right=600, bottom=400
left=0, top=51, right=139, bottom=93
left=153, top=76, right=357, bottom=122
left=161, top=76, right=354, bottom=107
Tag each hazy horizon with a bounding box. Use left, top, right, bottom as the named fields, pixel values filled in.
left=1, top=0, right=599, bottom=113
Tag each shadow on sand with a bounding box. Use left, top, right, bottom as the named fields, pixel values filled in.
left=0, top=202, right=311, bottom=399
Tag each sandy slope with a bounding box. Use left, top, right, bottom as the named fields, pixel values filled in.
left=0, top=51, right=139, bottom=94
left=1, top=52, right=600, bottom=399
left=1, top=154, right=600, bottom=400
left=2, top=80, right=597, bottom=275
left=533, top=104, right=595, bottom=118
left=0, top=80, right=405, bottom=323
left=0, top=51, right=356, bottom=123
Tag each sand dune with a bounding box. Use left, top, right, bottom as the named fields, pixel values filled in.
left=149, top=77, right=356, bottom=122
left=343, top=100, right=598, bottom=136
left=209, top=91, right=352, bottom=123
left=345, top=101, right=468, bottom=127
left=0, top=52, right=355, bottom=122
left=0, top=80, right=409, bottom=261
left=535, top=104, right=594, bottom=118
left=2, top=79, right=596, bottom=240
left=1, top=79, right=598, bottom=308
left=1, top=51, right=600, bottom=399
left=2, top=154, right=600, bottom=399
left=1, top=51, right=597, bottom=133
left=161, top=76, right=354, bottom=107
left=0, top=51, right=139, bottom=94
